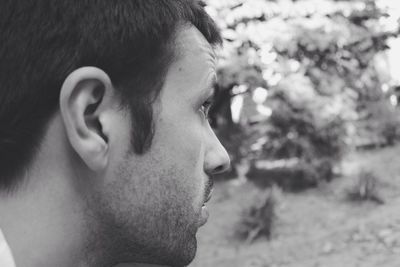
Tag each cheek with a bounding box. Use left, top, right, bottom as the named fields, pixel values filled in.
left=154, top=109, right=204, bottom=167
left=152, top=116, right=207, bottom=207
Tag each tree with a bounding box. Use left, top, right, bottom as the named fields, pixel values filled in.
left=206, top=0, right=400, bottom=187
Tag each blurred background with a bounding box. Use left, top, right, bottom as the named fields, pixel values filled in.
left=190, top=1, right=400, bottom=266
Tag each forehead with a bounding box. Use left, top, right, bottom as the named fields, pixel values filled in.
left=155, top=25, right=217, bottom=106
left=173, top=25, right=217, bottom=72
left=156, top=25, right=217, bottom=113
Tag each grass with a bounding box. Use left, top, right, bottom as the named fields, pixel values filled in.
left=190, top=144, right=400, bottom=267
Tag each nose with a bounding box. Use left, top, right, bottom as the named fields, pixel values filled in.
left=204, top=132, right=231, bottom=176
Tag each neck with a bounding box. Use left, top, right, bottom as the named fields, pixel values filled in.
left=0, top=117, right=91, bottom=267
left=0, top=171, right=86, bottom=267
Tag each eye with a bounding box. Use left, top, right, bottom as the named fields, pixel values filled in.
left=200, top=98, right=213, bottom=120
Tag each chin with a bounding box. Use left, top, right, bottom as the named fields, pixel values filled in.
left=169, top=243, right=197, bottom=267
left=164, top=230, right=198, bottom=267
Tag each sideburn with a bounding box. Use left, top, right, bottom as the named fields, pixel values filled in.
left=129, top=100, right=155, bottom=154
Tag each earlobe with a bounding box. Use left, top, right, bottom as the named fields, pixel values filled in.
left=59, top=67, right=114, bottom=172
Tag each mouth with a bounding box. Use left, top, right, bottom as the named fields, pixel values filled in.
left=203, top=178, right=214, bottom=204
left=199, top=205, right=209, bottom=227
left=198, top=179, right=214, bottom=227
left=204, top=187, right=213, bottom=204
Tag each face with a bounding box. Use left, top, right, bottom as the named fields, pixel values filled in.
left=83, top=26, right=230, bottom=267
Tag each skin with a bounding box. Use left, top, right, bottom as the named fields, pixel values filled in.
left=0, top=24, right=230, bottom=267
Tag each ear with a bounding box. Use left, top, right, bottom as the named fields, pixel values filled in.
left=59, top=67, right=116, bottom=172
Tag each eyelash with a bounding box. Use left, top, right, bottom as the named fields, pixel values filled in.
left=200, top=99, right=213, bottom=119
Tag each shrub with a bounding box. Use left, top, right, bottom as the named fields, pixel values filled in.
left=236, top=186, right=280, bottom=243
left=246, top=159, right=318, bottom=192
left=346, top=169, right=384, bottom=204
left=379, top=106, right=400, bottom=146
left=245, top=93, right=345, bottom=191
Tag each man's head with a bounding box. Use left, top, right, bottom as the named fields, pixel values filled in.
left=0, top=1, right=230, bottom=267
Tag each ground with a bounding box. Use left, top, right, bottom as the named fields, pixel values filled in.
left=190, top=145, right=400, bottom=267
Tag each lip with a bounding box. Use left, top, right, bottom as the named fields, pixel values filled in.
left=198, top=205, right=209, bottom=227
left=204, top=188, right=213, bottom=203
left=203, top=177, right=214, bottom=204
left=198, top=184, right=213, bottom=227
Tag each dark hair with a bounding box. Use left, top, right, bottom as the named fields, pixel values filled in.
left=0, top=0, right=222, bottom=190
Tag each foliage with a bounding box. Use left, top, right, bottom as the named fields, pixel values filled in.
left=206, top=0, right=400, bottom=184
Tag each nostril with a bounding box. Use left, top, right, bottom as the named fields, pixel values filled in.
left=214, top=165, right=224, bottom=173
left=213, top=163, right=230, bottom=174
left=205, top=144, right=231, bottom=175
